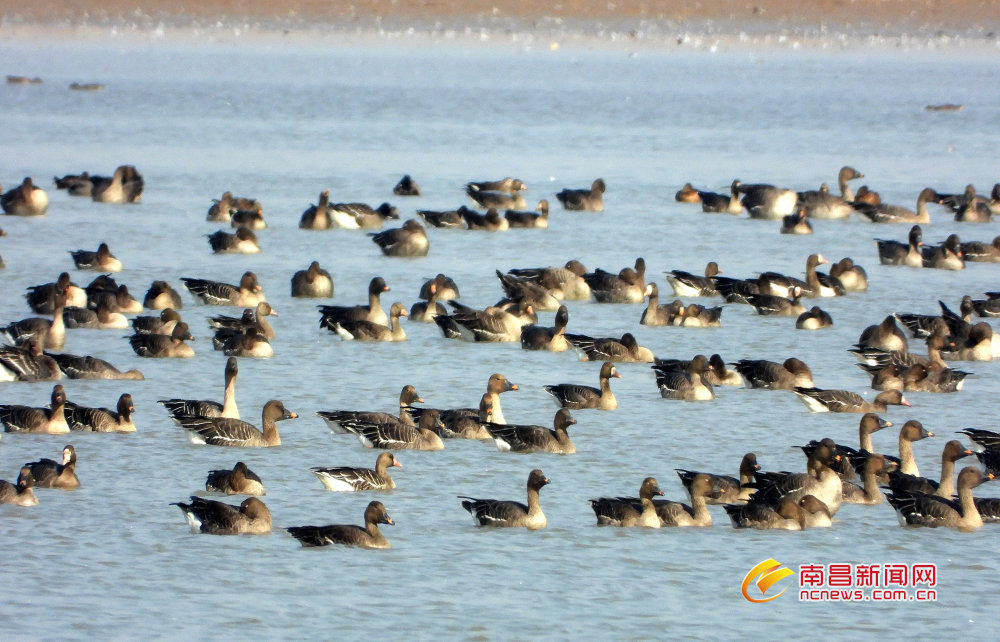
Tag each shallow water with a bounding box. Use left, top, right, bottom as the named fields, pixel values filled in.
left=1, top=34, right=999, bottom=639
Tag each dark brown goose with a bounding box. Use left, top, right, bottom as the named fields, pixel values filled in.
left=369, top=219, right=429, bottom=256
left=25, top=272, right=87, bottom=314
left=0, top=467, right=38, bottom=506
left=205, top=462, right=265, bottom=496
left=793, top=387, right=909, bottom=413
left=128, top=322, right=195, bottom=358
left=485, top=408, right=576, bottom=454
left=310, top=452, right=402, bottom=492
left=318, top=276, right=389, bottom=328
left=90, top=165, right=143, bottom=203
left=922, top=233, right=965, bottom=270
left=322, top=407, right=444, bottom=451
left=158, top=356, right=240, bottom=421
left=290, top=261, right=333, bottom=298
left=410, top=374, right=518, bottom=438
left=328, top=302, right=407, bottom=342
left=885, top=440, right=973, bottom=497
left=583, top=257, right=646, bottom=303
left=565, top=332, right=654, bottom=363
left=181, top=271, right=265, bottom=306
left=177, top=400, right=297, bottom=448
left=733, top=357, right=813, bottom=390
left=887, top=467, right=993, bottom=530
left=651, top=473, right=714, bottom=527
left=556, top=178, right=605, bottom=211
left=520, top=305, right=570, bottom=351
left=131, top=308, right=183, bottom=335
left=286, top=501, right=393, bottom=548
left=64, top=393, right=135, bottom=432
left=0, top=384, right=68, bottom=433
left=393, top=174, right=420, bottom=196
left=1, top=177, right=48, bottom=215
left=459, top=469, right=549, bottom=529
left=25, top=444, right=79, bottom=489
left=544, top=361, right=620, bottom=410
left=209, top=301, right=277, bottom=341
left=70, top=242, right=122, bottom=271
left=504, top=199, right=549, bottom=228
left=590, top=477, right=664, bottom=527
left=2, top=290, right=67, bottom=349
left=652, top=355, right=714, bottom=401
left=173, top=496, right=271, bottom=535
left=207, top=227, right=260, bottom=254
left=675, top=453, right=760, bottom=505
left=47, top=351, right=144, bottom=380
left=876, top=225, right=923, bottom=266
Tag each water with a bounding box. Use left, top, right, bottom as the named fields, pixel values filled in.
left=1, top=31, right=999, bottom=639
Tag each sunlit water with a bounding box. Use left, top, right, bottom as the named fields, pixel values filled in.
left=1, top=31, right=999, bottom=639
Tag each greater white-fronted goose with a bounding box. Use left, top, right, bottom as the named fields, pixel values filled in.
left=142, top=281, right=183, bottom=310
left=63, top=301, right=128, bottom=330
left=393, top=174, right=420, bottom=196
left=65, top=393, right=135, bottom=433
left=25, top=444, right=79, bottom=488
left=799, top=166, right=864, bottom=219
left=792, top=387, right=908, bottom=413
left=181, top=272, right=265, bottom=306
left=212, top=303, right=276, bottom=342
left=520, top=305, right=570, bottom=351
left=158, top=357, right=239, bottom=421
left=652, top=354, right=714, bottom=401
left=25, top=272, right=87, bottom=313
left=651, top=473, right=714, bottom=527
left=370, top=219, right=429, bottom=256
left=173, top=496, right=271, bottom=535
left=857, top=315, right=908, bottom=352
left=841, top=453, right=888, bottom=505
left=941, top=322, right=997, bottom=361
left=505, top=200, right=549, bottom=228
left=460, top=469, right=549, bottom=529
left=434, top=300, right=534, bottom=343
left=640, top=283, right=679, bottom=326
left=894, top=298, right=971, bottom=342
left=299, top=190, right=334, bottom=229
left=291, top=261, right=333, bottom=298
left=854, top=187, right=939, bottom=223
left=0, top=467, right=38, bottom=506
left=961, top=236, right=1000, bottom=262
left=409, top=274, right=449, bottom=322
left=310, top=452, right=402, bottom=492
left=675, top=182, right=701, bottom=202
left=326, top=407, right=444, bottom=451
left=129, top=322, right=195, bottom=358
left=590, top=477, right=663, bottom=527
left=737, top=181, right=797, bottom=219
left=828, top=257, right=868, bottom=291
left=780, top=208, right=813, bottom=234
left=318, top=277, right=390, bottom=328
left=466, top=185, right=527, bottom=210
left=496, top=270, right=561, bottom=311
left=318, top=385, right=422, bottom=433
left=206, top=191, right=260, bottom=222
left=676, top=453, right=759, bottom=505
left=90, top=165, right=143, bottom=203
left=178, top=400, right=296, bottom=448
left=231, top=208, right=266, bottom=230
left=664, top=262, right=721, bottom=297
left=205, top=461, right=265, bottom=496
left=796, top=306, right=833, bottom=330
left=565, top=332, right=654, bottom=363
left=207, top=227, right=260, bottom=254
left=0, top=385, right=68, bottom=433
left=217, top=327, right=271, bottom=358
left=132, top=308, right=183, bottom=335
left=287, top=501, right=393, bottom=548
left=2, top=290, right=67, bottom=349
left=54, top=171, right=92, bottom=196
left=583, top=258, right=645, bottom=303
left=876, top=224, right=923, bottom=266
left=328, top=302, right=407, bottom=342
left=885, top=440, right=973, bottom=498
left=762, top=254, right=843, bottom=298
left=1, top=177, right=48, bottom=215
left=507, top=261, right=590, bottom=301
left=410, top=374, right=517, bottom=439
left=329, top=201, right=400, bottom=229
left=723, top=496, right=806, bottom=530
left=467, top=177, right=527, bottom=194
left=556, top=178, right=605, bottom=212
left=922, top=233, right=964, bottom=270
left=749, top=441, right=844, bottom=515
left=887, top=467, right=993, bottom=530
left=485, top=408, right=576, bottom=454
left=418, top=273, right=460, bottom=300
left=953, top=184, right=992, bottom=222
left=85, top=278, right=143, bottom=314
left=461, top=207, right=509, bottom=231
left=70, top=242, right=122, bottom=271
left=675, top=302, right=723, bottom=327
left=544, top=361, right=620, bottom=410
left=417, top=206, right=469, bottom=229
left=733, top=357, right=813, bottom=389
left=699, top=180, right=743, bottom=215
left=747, top=288, right=805, bottom=317
left=47, top=351, right=144, bottom=380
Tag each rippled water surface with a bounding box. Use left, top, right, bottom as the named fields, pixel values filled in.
left=1, top=34, right=999, bottom=639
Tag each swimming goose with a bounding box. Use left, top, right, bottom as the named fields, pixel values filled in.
left=640, top=283, right=678, bottom=326
left=466, top=185, right=527, bottom=210
left=953, top=185, right=992, bottom=222
left=737, top=181, right=797, bottom=219
left=318, top=276, right=389, bottom=328
left=675, top=182, right=701, bottom=202
left=724, top=496, right=807, bottom=530
left=485, top=408, right=576, bottom=454
left=132, top=308, right=182, bottom=335
left=86, top=279, right=143, bottom=314
left=922, top=234, right=964, bottom=270
left=369, top=219, right=429, bottom=256
left=780, top=208, right=813, bottom=234
left=590, top=477, right=664, bottom=527
left=206, top=191, right=261, bottom=223
left=25, top=272, right=87, bottom=313
left=895, top=298, right=971, bottom=342
left=887, top=467, right=993, bottom=530
left=417, top=206, right=471, bottom=228
left=467, top=177, right=527, bottom=194
left=564, top=332, right=654, bottom=363
left=796, top=306, right=833, bottom=330
left=173, top=496, right=271, bottom=535
left=1, top=177, right=48, bottom=216
left=664, top=262, right=721, bottom=297
left=761, top=254, right=843, bottom=298
left=544, top=361, right=620, bottom=410
left=410, top=374, right=517, bottom=439
left=460, top=469, right=549, bottom=529
left=885, top=440, right=973, bottom=497
left=841, top=453, right=888, bottom=505
left=54, top=171, right=93, bottom=196
left=328, top=302, right=407, bottom=342
left=64, top=393, right=135, bottom=433
left=507, top=260, right=591, bottom=301
left=854, top=187, right=940, bottom=223
left=159, top=356, right=240, bottom=420
left=505, top=199, right=549, bottom=228
left=47, top=351, right=142, bottom=380
left=960, top=236, right=1000, bottom=262
left=181, top=272, right=265, bottom=306
left=828, top=257, right=868, bottom=291
left=217, top=326, right=273, bottom=357
left=583, top=257, right=646, bottom=303
left=939, top=322, right=996, bottom=362
left=329, top=201, right=400, bottom=229
left=462, top=207, right=509, bottom=231
left=231, top=208, right=266, bottom=230
left=129, top=322, right=195, bottom=358
left=957, top=428, right=1000, bottom=475
left=323, top=407, right=444, bottom=451
left=747, top=287, right=806, bottom=316
left=748, top=441, right=844, bottom=515
left=556, top=178, right=605, bottom=212
left=210, top=301, right=277, bottom=341
left=876, top=224, right=923, bottom=266
left=418, top=273, right=460, bottom=301
left=793, top=387, right=908, bottom=413
left=674, top=302, right=724, bottom=327
left=205, top=461, right=265, bottom=496
left=142, top=281, right=184, bottom=310
left=857, top=315, right=908, bottom=352
left=854, top=185, right=881, bottom=204
left=287, top=501, right=393, bottom=548
left=520, top=305, right=571, bottom=351
left=2, top=290, right=67, bottom=349
left=90, top=165, right=143, bottom=203
left=61, top=301, right=128, bottom=330
left=798, top=166, right=864, bottom=219
left=891, top=420, right=935, bottom=476
left=732, top=357, right=814, bottom=389
left=177, top=400, right=297, bottom=448
left=676, top=453, right=760, bottom=505
left=652, top=473, right=714, bottom=527
left=291, top=261, right=333, bottom=298
left=311, top=452, right=402, bottom=492
left=434, top=300, right=534, bottom=342
left=0, top=467, right=38, bottom=506
left=409, top=274, right=449, bottom=322
left=699, top=180, right=743, bottom=214
left=393, top=174, right=420, bottom=196
left=70, top=242, right=123, bottom=271
left=298, top=190, right=334, bottom=229
left=318, top=385, right=423, bottom=434
left=25, top=444, right=79, bottom=489
left=496, top=270, right=561, bottom=311
left=207, top=227, right=260, bottom=254
left=652, top=354, right=714, bottom=400
left=0, top=385, right=68, bottom=433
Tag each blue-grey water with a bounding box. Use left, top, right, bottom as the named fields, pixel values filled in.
left=1, top=31, right=999, bottom=639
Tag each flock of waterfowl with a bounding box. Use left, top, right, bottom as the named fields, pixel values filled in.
left=3, top=163, right=1000, bottom=547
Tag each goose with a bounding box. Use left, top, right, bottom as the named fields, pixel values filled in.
left=328, top=302, right=407, bottom=342
left=54, top=171, right=93, bottom=196
left=210, top=303, right=277, bottom=341
left=640, top=283, right=677, bottom=326
left=418, top=273, right=460, bottom=301
left=724, top=496, right=807, bottom=530
left=676, top=453, right=760, bottom=505
left=85, top=279, right=143, bottom=314
left=90, top=165, right=143, bottom=203
left=544, top=361, right=620, bottom=410
left=798, top=166, right=864, bottom=219
left=556, top=178, right=605, bottom=211
left=507, top=260, right=590, bottom=301
left=64, top=393, right=135, bottom=432
left=63, top=301, right=128, bottom=330
left=761, top=254, right=843, bottom=298
left=922, top=234, right=964, bottom=270
left=855, top=185, right=881, bottom=204
left=664, top=262, right=721, bottom=297
left=2, top=290, right=67, bottom=349
left=158, top=357, right=240, bottom=421
left=128, top=322, right=195, bottom=358
left=828, top=257, right=868, bottom=291
left=780, top=208, right=813, bottom=234
left=318, top=276, right=389, bottom=328
left=793, top=387, right=909, bottom=413
left=24, top=444, right=79, bottom=488
left=496, top=270, right=561, bottom=311
left=796, top=306, right=833, bottom=330
left=207, top=227, right=260, bottom=254
left=886, top=467, right=993, bottom=530
left=230, top=208, right=266, bottom=230
left=70, top=242, right=122, bottom=271
left=0, top=467, right=38, bottom=506
left=853, top=187, right=940, bottom=223
left=894, top=420, right=935, bottom=476
left=885, top=440, right=973, bottom=498
left=841, top=453, right=888, bottom=505
left=461, top=207, right=509, bottom=231
left=876, top=224, right=923, bottom=266
left=520, top=305, right=570, bottom=351
left=317, top=385, right=423, bottom=433
left=590, top=477, right=664, bottom=527
left=286, top=501, right=393, bottom=548
left=675, top=182, right=701, bottom=202
left=298, top=190, right=334, bottom=229
left=747, top=441, right=844, bottom=515
left=417, top=206, right=470, bottom=228
left=47, top=351, right=144, bottom=380
left=311, top=452, right=402, bottom=492
left=857, top=315, right=908, bottom=352
left=217, top=326, right=273, bottom=357
left=409, top=274, right=449, bottom=322
left=181, top=272, right=265, bottom=306
left=565, top=332, right=654, bottom=363
left=652, top=354, right=714, bottom=400
left=732, top=357, right=813, bottom=389
left=291, top=261, right=333, bottom=298
left=142, top=281, right=183, bottom=310
left=322, top=406, right=444, bottom=451
left=329, top=201, right=400, bottom=229
left=434, top=300, right=534, bottom=343
left=699, top=180, right=743, bottom=214
left=466, top=185, right=527, bottom=210
left=970, top=292, right=1000, bottom=317
left=177, top=400, right=297, bottom=448
left=0, top=385, right=68, bottom=433
left=205, top=462, right=265, bottom=496
left=410, top=373, right=517, bottom=438
left=172, top=496, right=271, bottom=535
left=674, top=302, right=724, bottom=327
left=504, top=199, right=549, bottom=228
left=393, top=174, right=420, bottom=196
left=131, top=308, right=182, bottom=335
left=1, top=177, right=48, bottom=215
left=207, top=191, right=244, bottom=222
left=369, top=219, right=429, bottom=256
left=459, top=469, right=549, bottom=529
left=583, top=258, right=646, bottom=303
left=747, top=287, right=805, bottom=316
left=957, top=428, right=1000, bottom=476
left=485, top=408, right=576, bottom=454
left=737, top=181, right=797, bottom=219
left=25, top=272, right=87, bottom=313
left=953, top=184, right=992, bottom=222
left=960, top=236, right=1000, bottom=262
left=466, top=177, right=526, bottom=194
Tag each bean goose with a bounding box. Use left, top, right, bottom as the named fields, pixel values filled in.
left=410, top=374, right=518, bottom=439
left=173, top=496, right=271, bottom=535
left=590, top=477, right=664, bottom=527
left=2, top=177, right=48, bottom=215
left=369, top=219, right=429, bottom=256
left=318, top=276, right=390, bottom=328
left=0, top=467, right=38, bottom=506
left=2, top=290, right=67, bottom=349
left=792, top=387, right=909, bottom=413
left=675, top=453, right=760, bottom=505
left=0, top=385, right=69, bottom=433
left=732, top=357, right=814, bottom=390
left=181, top=272, right=265, bottom=306
left=70, top=242, right=122, bottom=271
left=564, top=332, right=654, bottom=363
left=159, top=357, right=240, bottom=421
left=65, top=393, right=135, bottom=432
left=128, top=322, right=195, bottom=358
left=290, top=261, right=334, bottom=298
left=875, top=225, right=923, bottom=267
left=177, top=400, right=297, bottom=447
left=207, top=227, right=260, bottom=254
left=287, top=501, right=393, bottom=548
left=544, top=361, right=620, bottom=410
left=556, top=178, right=605, bottom=211
left=886, top=467, right=993, bottom=529
left=485, top=408, right=576, bottom=454
left=47, top=351, right=144, bottom=380
left=310, top=452, right=402, bottom=492
left=322, top=406, right=444, bottom=451
left=652, top=355, right=714, bottom=401
left=459, top=469, right=549, bottom=529
left=328, top=302, right=407, bottom=342
left=205, top=462, right=265, bottom=496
